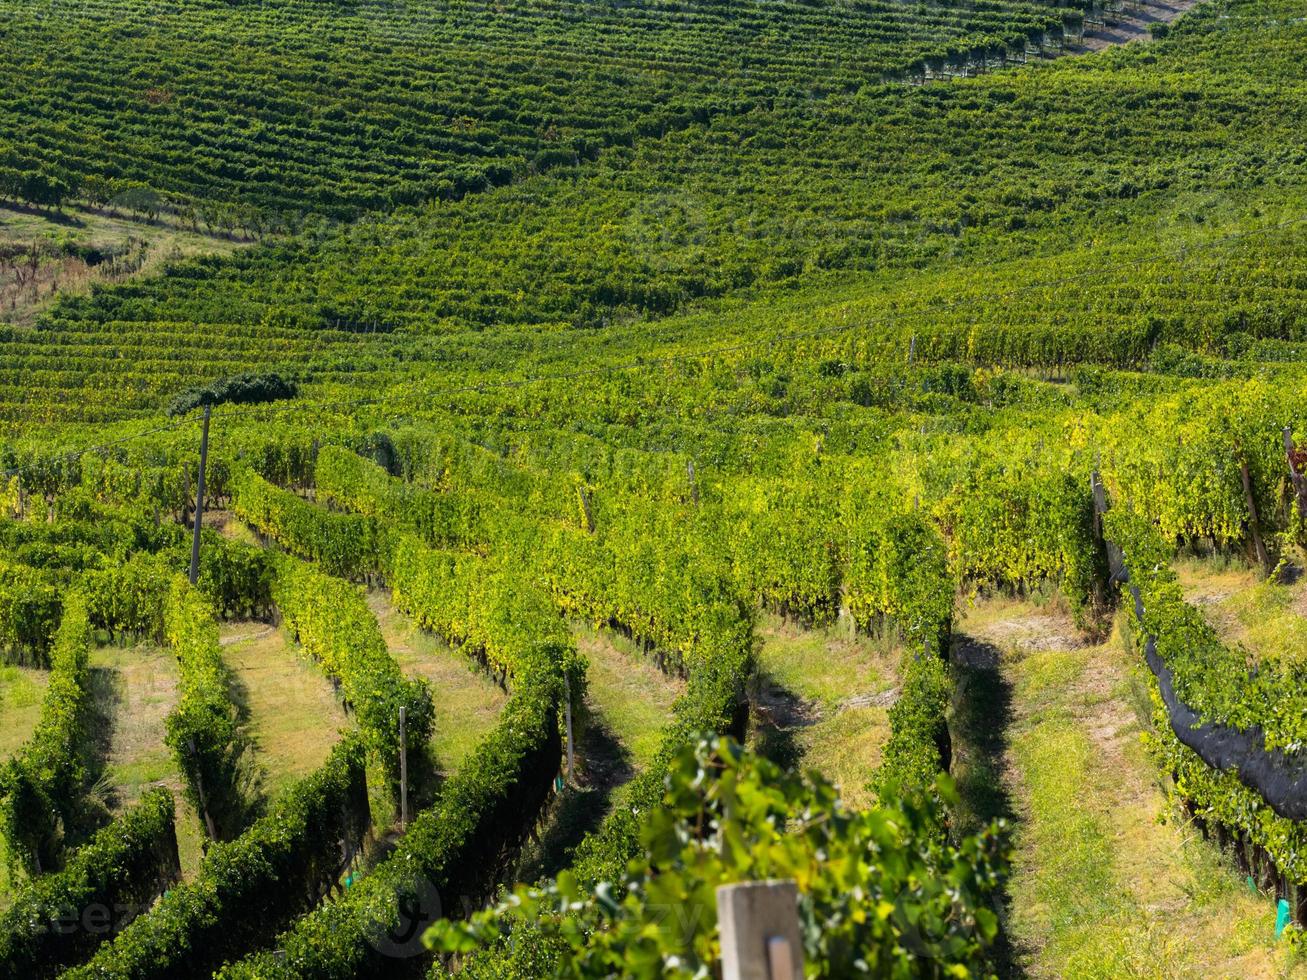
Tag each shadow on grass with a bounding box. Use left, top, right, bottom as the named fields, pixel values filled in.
left=950, top=634, right=1024, bottom=980
left=747, top=671, right=816, bottom=772
left=513, top=709, right=634, bottom=884
left=76, top=665, right=124, bottom=842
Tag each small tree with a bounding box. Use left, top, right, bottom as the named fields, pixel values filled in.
left=169, top=373, right=298, bottom=583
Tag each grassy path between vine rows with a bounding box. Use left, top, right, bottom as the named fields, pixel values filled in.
left=951, top=594, right=1298, bottom=979
left=218, top=622, right=350, bottom=800
left=1175, top=556, right=1307, bottom=671
left=751, top=614, right=898, bottom=810
left=0, top=663, right=48, bottom=760
left=88, top=644, right=206, bottom=881
left=0, top=663, right=51, bottom=906
left=368, top=590, right=508, bottom=779
left=515, top=625, right=684, bottom=882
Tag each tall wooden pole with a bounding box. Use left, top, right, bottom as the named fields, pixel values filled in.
left=399, top=705, right=409, bottom=830
left=189, top=404, right=212, bottom=585
left=1239, top=458, right=1270, bottom=575
left=1285, top=427, right=1307, bottom=511
left=563, top=672, right=575, bottom=783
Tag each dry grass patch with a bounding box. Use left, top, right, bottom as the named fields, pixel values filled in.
left=0, top=203, right=245, bottom=325
left=574, top=625, right=684, bottom=770
left=219, top=622, right=349, bottom=800
left=90, top=644, right=206, bottom=880
left=368, top=590, right=507, bottom=775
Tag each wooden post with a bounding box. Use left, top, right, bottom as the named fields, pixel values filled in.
left=189, top=404, right=212, bottom=585
left=717, top=880, right=804, bottom=980
left=563, top=672, right=575, bottom=783
left=688, top=461, right=700, bottom=505
left=188, top=737, right=219, bottom=840
left=1285, top=427, right=1307, bottom=511
left=907, top=333, right=916, bottom=365
left=1239, top=458, right=1270, bottom=574
left=1091, top=471, right=1126, bottom=584
left=578, top=486, right=595, bottom=533
left=399, top=705, right=409, bottom=830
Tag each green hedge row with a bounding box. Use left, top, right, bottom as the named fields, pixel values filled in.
left=316, top=445, right=488, bottom=550
left=0, top=560, right=61, bottom=666
left=270, top=554, right=434, bottom=787
left=873, top=654, right=954, bottom=802
left=230, top=465, right=384, bottom=580
left=0, top=789, right=179, bottom=980
left=0, top=592, right=94, bottom=874
left=219, top=536, right=568, bottom=978
left=389, top=534, right=579, bottom=686
left=940, top=463, right=1099, bottom=623
left=159, top=576, right=251, bottom=841
left=84, top=553, right=172, bottom=644
left=182, top=534, right=276, bottom=621
left=66, top=738, right=370, bottom=979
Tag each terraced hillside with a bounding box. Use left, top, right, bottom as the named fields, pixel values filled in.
left=0, top=0, right=1082, bottom=219
left=2, top=0, right=1307, bottom=974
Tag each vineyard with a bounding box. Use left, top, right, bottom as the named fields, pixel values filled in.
left=2, top=0, right=1307, bottom=975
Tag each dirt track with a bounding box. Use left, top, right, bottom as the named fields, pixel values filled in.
left=1079, top=0, right=1207, bottom=52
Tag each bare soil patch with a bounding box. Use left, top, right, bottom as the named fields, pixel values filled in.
left=1078, top=0, right=1205, bottom=53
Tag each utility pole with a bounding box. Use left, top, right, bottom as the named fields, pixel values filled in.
left=189, top=403, right=212, bottom=585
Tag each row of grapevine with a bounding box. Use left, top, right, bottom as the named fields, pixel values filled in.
left=66, top=739, right=370, bottom=978
left=159, top=576, right=251, bottom=840
left=1105, top=509, right=1307, bottom=924
left=0, top=593, right=95, bottom=874
left=0, top=789, right=179, bottom=979
left=217, top=510, right=572, bottom=976
left=0, top=0, right=1074, bottom=218
left=0, top=561, right=61, bottom=665
left=230, top=465, right=383, bottom=581
left=269, top=554, right=434, bottom=787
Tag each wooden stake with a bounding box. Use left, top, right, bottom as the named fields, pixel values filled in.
left=188, top=737, right=219, bottom=840
left=578, top=486, right=595, bottom=533
left=1285, top=427, right=1307, bottom=511
left=1239, top=458, right=1270, bottom=574
left=189, top=404, right=211, bottom=585
left=717, top=880, right=804, bottom=980
left=563, top=672, right=575, bottom=783
left=1091, top=471, right=1126, bottom=584
left=399, top=705, right=409, bottom=830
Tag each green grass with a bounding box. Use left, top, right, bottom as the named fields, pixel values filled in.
left=89, top=643, right=206, bottom=880
left=976, top=599, right=1299, bottom=979
left=795, top=706, right=889, bottom=812
left=756, top=614, right=895, bottom=710
left=754, top=615, right=897, bottom=810
left=573, top=625, right=683, bottom=770
left=1175, top=557, right=1307, bottom=670
left=218, top=622, right=351, bottom=799
left=368, top=590, right=507, bottom=776
left=0, top=663, right=48, bottom=759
